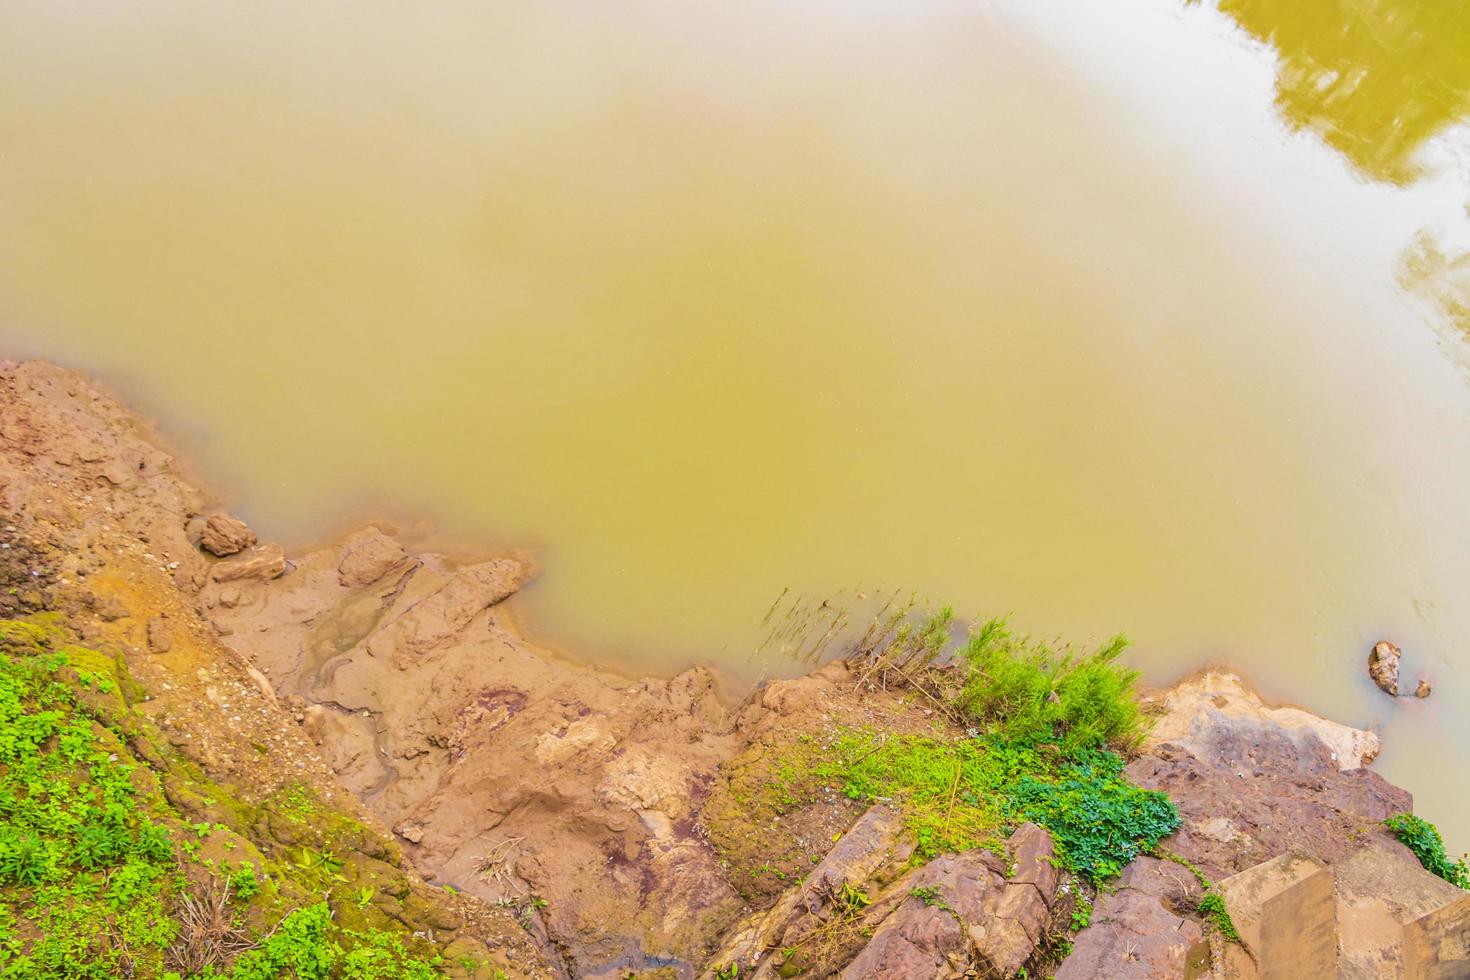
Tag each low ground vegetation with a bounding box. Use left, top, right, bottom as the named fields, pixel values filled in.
left=0, top=617, right=464, bottom=979
left=1385, top=813, right=1470, bottom=890
left=774, top=611, right=1176, bottom=880
left=706, top=608, right=1194, bottom=976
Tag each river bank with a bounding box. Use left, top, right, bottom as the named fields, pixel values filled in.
left=1, top=357, right=1466, bottom=978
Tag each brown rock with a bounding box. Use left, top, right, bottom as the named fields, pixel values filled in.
left=1414, top=678, right=1432, bottom=699
left=1147, top=669, right=1380, bottom=770
left=98, top=461, right=131, bottom=486
left=95, top=594, right=129, bottom=622
left=1369, top=640, right=1402, bottom=697
left=1404, top=895, right=1470, bottom=977
left=198, top=512, right=257, bottom=557
left=301, top=704, right=327, bottom=742
left=1335, top=833, right=1467, bottom=976
left=211, top=543, right=286, bottom=582
left=146, top=614, right=171, bottom=653
left=1217, top=854, right=1336, bottom=977
left=707, top=804, right=906, bottom=972
left=359, top=558, right=527, bottom=667
left=336, top=526, right=410, bottom=587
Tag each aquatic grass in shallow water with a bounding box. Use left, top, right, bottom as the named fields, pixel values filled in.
left=853, top=607, right=1151, bottom=751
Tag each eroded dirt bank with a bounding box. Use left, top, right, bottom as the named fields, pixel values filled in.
left=3, top=358, right=1467, bottom=978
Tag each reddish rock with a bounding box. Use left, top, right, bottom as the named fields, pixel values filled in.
left=1053, top=857, right=1204, bottom=980
left=840, top=850, right=1009, bottom=980
left=1128, top=734, right=1405, bottom=881
left=831, top=824, right=1061, bottom=980
left=1128, top=716, right=1412, bottom=879
left=978, top=823, right=1059, bottom=976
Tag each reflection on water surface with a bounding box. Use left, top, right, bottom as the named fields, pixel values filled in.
left=1209, top=0, right=1470, bottom=184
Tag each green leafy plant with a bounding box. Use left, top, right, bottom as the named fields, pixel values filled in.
left=1197, top=892, right=1241, bottom=942
left=1006, top=751, right=1179, bottom=881
left=908, top=884, right=952, bottom=912
left=835, top=881, right=871, bottom=916
left=814, top=727, right=1176, bottom=882
left=1070, top=890, right=1093, bottom=931
left=1157, top=849, right=1242, bottom=943
left=229, top=863, right=261, bottom=901
left=1385, top=813, right=1470, bottom=889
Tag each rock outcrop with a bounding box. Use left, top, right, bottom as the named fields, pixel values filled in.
left=708, top=820, right=1068, bottom=980
left=1121, top=670, right=1470, bottom=979
left=1130, top=670, right=1408, bottom=878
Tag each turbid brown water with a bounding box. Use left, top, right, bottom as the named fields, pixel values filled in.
left=4, top=0, right=1470, bottom=846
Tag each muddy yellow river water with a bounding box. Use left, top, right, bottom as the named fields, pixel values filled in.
left=5, top=0, right=1470, bottom=845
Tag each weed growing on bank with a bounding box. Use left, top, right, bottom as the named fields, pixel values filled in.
left=1157, top=849, right=1241, bottom=942
left=1385, top=813, right=1470, bottom=889
left=789, top=611, right=1177, bottom=882
left=0, top=618, right=453, bottom=979
left=957, top=620, right=1147, bottom=752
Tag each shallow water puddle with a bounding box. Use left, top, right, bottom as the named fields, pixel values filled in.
left=4, top=0, right=1470, bottom=845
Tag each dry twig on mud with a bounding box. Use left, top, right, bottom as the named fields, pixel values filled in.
left=475, top=836, right=528, bottom=895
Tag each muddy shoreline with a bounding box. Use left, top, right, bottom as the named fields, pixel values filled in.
left=3, top=357, right=1467, bottom=978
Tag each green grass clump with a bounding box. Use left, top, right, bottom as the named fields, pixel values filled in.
left=212, top=903, right=438, bottom=980
left=957, top=619, right=1147, bottom=753
left=1385, top=813, right=1470, bottom=889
